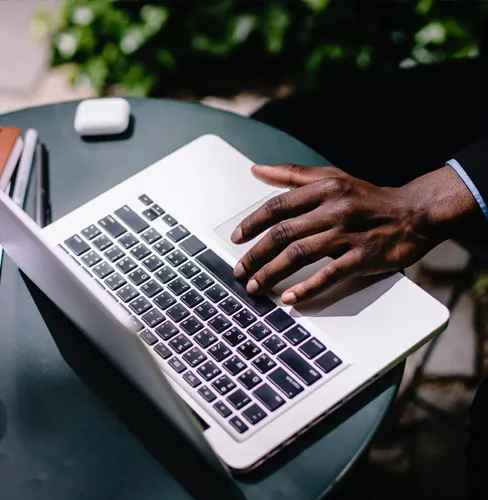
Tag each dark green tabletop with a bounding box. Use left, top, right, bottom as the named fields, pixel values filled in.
left=0, top=99, right=403, bottom=500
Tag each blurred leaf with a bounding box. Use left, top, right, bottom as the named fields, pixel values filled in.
left=416, top=0, right=434, bottom=16
left=303, top=0, right=330, bottom=13
left=415, top=22, right=446, bottom=45
left=157, top=49, right=176, bottom=68
left=232, top=14, right=256, bottom=44
left=262, top=4, right=291, bottom=54
left=140, top=5, right=169, bottom=36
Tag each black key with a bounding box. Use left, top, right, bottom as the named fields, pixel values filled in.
left=162, top=213, right=177, bottom=227
left=155, top=266, right=177, bottom=284
left=242, top=404, right=267, bottom=425
left=116, top=257, right=137, bottom=274
left=153, top=239, right=174, bottom=256
left=81, top=224, right=101, bottom=240
left=105, top=245, right=125, bottom=263
left=208, top=342, right=231, bottom=362
left=167, top=303, right=189, bottom=322
left=140, top=329, right=158, bottom=346
left=278, top=348, right=322, bottom=386
left=138, top=194, right=153, bottom=206
left=99, top=215, right=126, bottom=238
left=115, top=205, right=149, bottom=233
left=129, top=296, right=152, bottom=315
left=141, top=279, right=163, bottom=298
left=283, top=324, right=311, bottom=346
left=265, top=309, right=295, bottom=332
left=119, top=233, right=139, bottom=249
left=142, top=208, right=158, bottom=221
left=92, top=262, right=114, bottom=279
left=213, top=401, right=232, bottom=418
left=155, top=321, right=179, bottom=340
left=234, top=309, right=257, bottom=329
left=191, top=272, right=214, bottom=291
left=151, top=204, right=165, bottom=216
left=141, top=308, right=165, bottom=328
left=65, top=235, right=90, bottom=255
left=268, top=367, right=304, bottom=399
left=223, top=355, right=247, bottom=376
left=194, top=329, right=217, bottom=349
left=248, top=322, right=273, bottom=342
left=223, top=327, right=246, bottom=347
left=227, top=389, right=251, bottom=410
left=117, top=284, right=139, bottom=302
left=229, top=416, right=248, bottom=434
left=154, top=343, right=172, bottom=360
left=182, top=371, right=202, bottom=388
left=93, top=235, right=113, bottom=252
left=179, top=262, right=201, bottom=279
left=238, top=369, right=262, bottom=390
left=142, top=255, right=163, bottom=272
left=254, top=384, right=285, bottom=412
left=253, top=354, right=277, bottom=374
left=238, top=340, right=261, bottom=360
left=205, top=284, right=228, bottom=303
left=263, top=335, right=287, bottom=355
left=299, top=338, right=326, bottom=359
left=129, top=316, right=144, bottom=332
left=170, top=333, right=193, bottom=354
left=196, top=250, right=276, bottom=316
left=130, top=243, right=151, bottom=261
left=219, top=296, right=242, bottom=316
left=181, top=290, right=204, bottom=308
left=183, top=347, right=207, bottom=367
left=180, top=235, right=206, bottom=257
left=194, top=302, right=218, bottom=321
left=315, top=351, right=343, bottom=373
left=141, top=228, right=162, bottom=245
left=167, top=226, right=190, bottom=243
left=81, top=250, right=101, bottom=267
left=104, top=272, right=126, bottom=291
left=153, top=291, right=177, bottom=311
left=208, top=314, right=232, bottom=334
left=197, top=361, right=221, bottom=381
left=167, top=277, right=190, bottom=296
left=128, top=268, right=150, bottom=286
left=212, top=375, right=236, bottom=396
left=168, top=357, right=186, bottom=374
left=198, top=385, right=217, bottom=403
left=166, top=250, right=187, bottom=267
left=180, top=315, right=204, bottom=336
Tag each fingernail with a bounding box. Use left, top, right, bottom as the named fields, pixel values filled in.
left=230, top=226, right=243, bottom=244
left=282, top=291, right=297, bottom=305
left=234, top=262, right=246, bottom=279
left=247, top=279, right=260, bottom=294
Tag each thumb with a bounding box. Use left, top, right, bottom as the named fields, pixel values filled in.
left=251, top=163, right=332, bottom=189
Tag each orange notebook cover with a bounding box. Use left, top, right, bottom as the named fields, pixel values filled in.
left=0, top=127, right=22, bottom=178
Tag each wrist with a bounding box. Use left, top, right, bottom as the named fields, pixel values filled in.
left=397, top=166, right=484, bottom=241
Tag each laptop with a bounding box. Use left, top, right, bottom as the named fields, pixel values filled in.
left=0, top=134, right=449, bottom=473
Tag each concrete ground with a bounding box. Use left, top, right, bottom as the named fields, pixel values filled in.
left=0, top=2, right=483, bottom=498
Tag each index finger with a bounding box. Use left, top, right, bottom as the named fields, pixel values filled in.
left=230, top=182, right=324, bottom=244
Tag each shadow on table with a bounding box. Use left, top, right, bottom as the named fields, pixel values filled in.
left=25, top=276, right=401, bottom=500
left=81, top=115, right=136, bottom=143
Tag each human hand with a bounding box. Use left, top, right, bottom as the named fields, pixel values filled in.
left=231, top=163, right=481, bottom=305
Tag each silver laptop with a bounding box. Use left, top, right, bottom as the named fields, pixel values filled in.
left=0, top=134, right=449, bottom=472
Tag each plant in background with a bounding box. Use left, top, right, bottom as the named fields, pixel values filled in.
left=33, top=0, right=488, bottom=98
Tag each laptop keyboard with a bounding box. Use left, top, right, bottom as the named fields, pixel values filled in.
left=61, top=195, right=343, bottom=438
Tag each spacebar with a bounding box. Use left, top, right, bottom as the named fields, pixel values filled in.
left=196, top=249, right=276, bottom=316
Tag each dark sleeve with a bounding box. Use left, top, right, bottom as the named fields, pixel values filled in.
left=449, top=135, right=488, bottom=221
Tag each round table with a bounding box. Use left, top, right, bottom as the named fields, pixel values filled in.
left=0, top=99, right=403, bottom=500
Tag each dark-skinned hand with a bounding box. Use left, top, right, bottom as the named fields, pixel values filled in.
left=231, top=163, right=481, bottom=305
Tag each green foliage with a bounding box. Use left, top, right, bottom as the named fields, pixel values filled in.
left=34, top=0, right=488, bottom=97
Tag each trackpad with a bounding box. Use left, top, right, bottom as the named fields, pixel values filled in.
left=214, top=191, right=332, bottom=293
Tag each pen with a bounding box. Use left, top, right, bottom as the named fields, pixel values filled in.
left=35, top=143, right=50, bottom=227
left=12, top=128, right=37, bottom=208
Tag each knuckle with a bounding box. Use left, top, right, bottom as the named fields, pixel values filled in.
left=287, top=241, right=310, bottom=263
left=270, top=222, right=294, bottom=245
left=242, top=249, right=257, bottom=269
left=265, top=195, right=287, bottom=217
left=256, top=265, right=272, bottom=284
left=321, top=177, right=348, bottom=195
